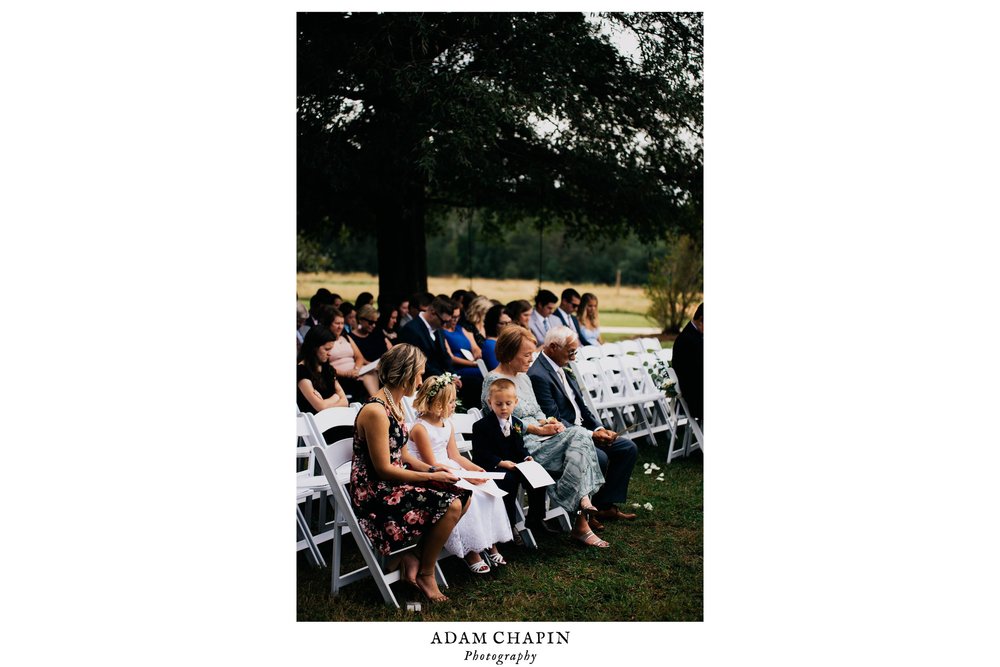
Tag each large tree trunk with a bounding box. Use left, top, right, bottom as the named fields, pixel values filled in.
left=373, top=169, right=428, bottom=306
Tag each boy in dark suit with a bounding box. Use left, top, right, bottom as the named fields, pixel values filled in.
left=472, top=378, right=556, bottom=543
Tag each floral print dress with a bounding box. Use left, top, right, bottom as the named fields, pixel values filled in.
left=350, top=397, right=471, bottom=556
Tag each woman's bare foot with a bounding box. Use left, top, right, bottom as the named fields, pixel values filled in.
left=399, top=553, right=419, bottom=585
left=416, top=571, right=449, bottom=602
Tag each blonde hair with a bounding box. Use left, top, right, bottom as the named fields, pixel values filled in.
left=465, top=295, right=492, bottom=328
left=487, top=377, right=517, bottom=398
left=578, top=292, right=600, bottom=329
left=377, top=343, right=426, bottom=394
left=412, top=373, right=458, bottom=419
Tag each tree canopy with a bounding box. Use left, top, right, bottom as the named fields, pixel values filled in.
left=298, top=12, right=703, bottom=303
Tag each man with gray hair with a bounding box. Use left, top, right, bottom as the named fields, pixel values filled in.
left=527, top=325, right=638, bottom=521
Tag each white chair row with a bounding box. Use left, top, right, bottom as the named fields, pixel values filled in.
left=576, top=337, right=671, bottom=366
left=570, top=351, right=703, bottom=461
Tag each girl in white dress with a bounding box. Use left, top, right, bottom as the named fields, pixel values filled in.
left=407, top=373, right=513, bottom=574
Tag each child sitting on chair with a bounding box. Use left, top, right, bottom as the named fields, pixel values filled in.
left=406, top=373, right=513, bottom=574
left=472, top=377, right=555, bottom=545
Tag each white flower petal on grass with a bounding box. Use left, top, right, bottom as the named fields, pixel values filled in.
left=644, top=468, right=652, bottom=474
left=643, top=502, right=654, bottom=510
left=643, top=462, right=651, bottom=469
left=649, top=463, right=661, bottom=471
left=631, top=503, right=640, bottom=508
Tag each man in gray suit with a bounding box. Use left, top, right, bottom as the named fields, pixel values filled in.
left=527, top=325, right=638, bottom=522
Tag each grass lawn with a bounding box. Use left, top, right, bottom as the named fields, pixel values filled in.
left=297, top=437, right=702, bottom=622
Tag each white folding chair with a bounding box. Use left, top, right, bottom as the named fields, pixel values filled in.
left=449, top=412, right=478, bottom=457
left=619, top=354, right=676, bottom=444
left=639, top=337, right=662, bottom=352
left=594, top=355, right=650, bottom=440
left=576, top=345, right=604, bottom=361
left=654, top=347, right=673, bottom=365
left=666, top=367, right=704, bottom=460
left=618, top=338, right=642, bottom=355
left=296, top=414, right=327, bottom=567
left=298, top=407, right=359, bottom=556
left=600, top=342, right=622, bottom=357
left=570, top=358, right=632, bottom=431
left=313, top=443, right=449, bottom=606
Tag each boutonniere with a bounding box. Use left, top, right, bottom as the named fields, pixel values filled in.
left=512, top=422, right=523, bottom=435
left=563, top=366, right=575, bottom=380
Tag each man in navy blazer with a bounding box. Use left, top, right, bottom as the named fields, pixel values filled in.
left=553, top=287, right=591, bottom=346
left=471, top=381, right=555, bottom=538
left=396, top=295, right=462, bottom=384
left=528, top=325, right=638, bottom=521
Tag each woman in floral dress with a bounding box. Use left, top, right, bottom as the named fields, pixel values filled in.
left=351, top=344, right=471, bottom=602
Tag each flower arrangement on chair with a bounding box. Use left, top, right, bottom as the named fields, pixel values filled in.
left=643, top=358, right=678, bottom=397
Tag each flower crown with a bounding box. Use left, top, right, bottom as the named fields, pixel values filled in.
left=426, top=372, right=459, bottom=400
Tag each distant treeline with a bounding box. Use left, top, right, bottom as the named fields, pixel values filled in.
left=298, top=209, right=668, bottom=286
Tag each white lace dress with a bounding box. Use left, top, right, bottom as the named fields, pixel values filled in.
left=406, top=418, right=513, bottom=557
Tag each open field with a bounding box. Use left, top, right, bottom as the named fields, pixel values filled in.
left=298, top=273, right=655, bottom=316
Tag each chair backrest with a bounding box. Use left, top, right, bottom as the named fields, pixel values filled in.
left=401, top=395, right=418, bottom=425
left=639, top=337, right=662, bottom=352
left=618, top=339, right=642, bottom=355
left=576, top=345, right=603, bottom=361
left=655, top=347, right=673, bottom=365
left=600, top=342, right=622, bottom=357
left=449, top=412, right=478, bottom=455
left=311, top=405, right=359, bottom=435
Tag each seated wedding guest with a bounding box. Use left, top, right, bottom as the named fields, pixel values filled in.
left=554, top=288, right=589, bottom=345
left=671, top=302, right=704, bottom=423
left=339, top=301, right=356, bottom=335
left=397, top=295, right=462, bottom=386
left=529, top=326, right=639, bottom=523
left=401, top=291, right=434, bottom=329
left=297, top=326, right=349, bottom=415
left=528, top=289, right=560, bottom=346
left=355, top=291, right=374, bottom=310
left=317, top=304, right=376, bottom=400
left=440, top=301, right=483, bottom=407
left=577, top=292, right=603, bottom=345
left=481, top=326, right=609, bottom=548
left=451, top=289, right=469, bottom=313
left=395, top=297, right=411, bottom=328
left=349, top=304, right=392, bottom=366
left=472, top=377, right=555, bottom=546
left=376, top=303, right=400, bottom=342
left=480, top=304, right=512, bottom=371
left=351, top=344, right=471, bottom=603
left=463, top=295, right=492, bottom=347
left=504, top=299, right=532, bottom=330
left=407, top=373, right=512, bottom=574
left=297, top=302, right=309, bottom=353
left=306, top=288, right=334, bottom=328
left=330, top=293, right=343, bottom=309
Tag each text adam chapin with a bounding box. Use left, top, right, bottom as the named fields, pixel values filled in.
left=430, top=630, right=570, bottom=665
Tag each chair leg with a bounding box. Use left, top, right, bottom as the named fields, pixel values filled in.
left=297, top=505, right=326, bottom=568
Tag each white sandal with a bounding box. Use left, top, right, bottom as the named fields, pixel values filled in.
left=465, top=556, right=491, bottom=575
left=484, top=550, right=507, bottom=567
